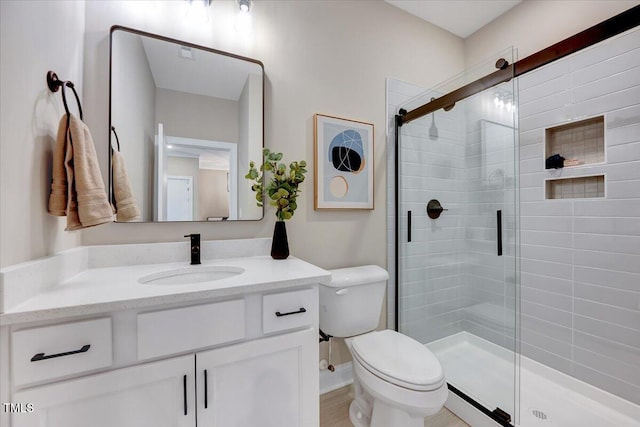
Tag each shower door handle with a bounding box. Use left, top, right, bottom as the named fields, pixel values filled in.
left=407, top=210, right=412, bottom=242
left=183, top=374, right=188, bottom=416
left=497, top=210, right=503, bottom=256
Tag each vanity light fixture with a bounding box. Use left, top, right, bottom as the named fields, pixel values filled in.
left=186, top=0, right=212, bottom=6
left=238, top=0, right=251, bottom=13
left=235, top=0, right=253, bottom=32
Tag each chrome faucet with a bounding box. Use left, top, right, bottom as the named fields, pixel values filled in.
left=184, top=234, right=201, bottom=265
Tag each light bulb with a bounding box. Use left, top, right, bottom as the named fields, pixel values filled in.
left=239, top=0, right=250, bottom=12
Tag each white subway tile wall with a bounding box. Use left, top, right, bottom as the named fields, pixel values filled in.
left=387, top=27, right=640, bottom=406
left=386, top=78, right=429, bottom=331
left=388, top=75, right=519, bottom=350
left=518, top=28, right=640, bottom=404
left=393, top=81, right=468, bottom=344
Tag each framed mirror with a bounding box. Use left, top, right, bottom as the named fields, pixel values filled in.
left=109, top=26, right=264, bottom=222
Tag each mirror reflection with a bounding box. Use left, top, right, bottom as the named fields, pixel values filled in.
left=109, top=26, right=264, bottom=222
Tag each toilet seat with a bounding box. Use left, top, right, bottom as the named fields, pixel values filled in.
left=351, top=330, right=445, bottom=392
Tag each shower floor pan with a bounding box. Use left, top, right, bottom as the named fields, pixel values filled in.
left=428, top=332, right=640, bottom=426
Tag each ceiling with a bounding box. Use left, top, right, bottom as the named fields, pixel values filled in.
left=141, top=36, right=262, bottom=101
left=385, top=0, right=522, bottom=38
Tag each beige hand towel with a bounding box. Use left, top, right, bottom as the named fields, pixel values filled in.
left=112, top=150, right=140, bottom=222
left=48, top=114, right=114, bottom=230
left=48, top=116, right=71, bottom=216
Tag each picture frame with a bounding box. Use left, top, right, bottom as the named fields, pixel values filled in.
left=314, top=114, right=374, bottom=210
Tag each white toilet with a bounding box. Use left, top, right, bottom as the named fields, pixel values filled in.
left=320, top=265, right=448, bottom=427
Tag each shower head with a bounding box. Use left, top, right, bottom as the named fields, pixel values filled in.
left=429, top=97, right=438, bottom=140
left=429, top=116, right=438, bottom=140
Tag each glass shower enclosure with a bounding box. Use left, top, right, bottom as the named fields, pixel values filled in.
left=395, top=51, right=520, bottom=425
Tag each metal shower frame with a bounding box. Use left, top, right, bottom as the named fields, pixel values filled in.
left=393, top=6, right=640, bottom=426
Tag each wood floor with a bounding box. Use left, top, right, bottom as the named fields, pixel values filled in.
left=320, top=385, right=469, bottom=427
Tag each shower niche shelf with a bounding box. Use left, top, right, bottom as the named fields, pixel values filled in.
left=545, top=175, right=605, bottom=200
left=545, top=116, right=605, bottom=169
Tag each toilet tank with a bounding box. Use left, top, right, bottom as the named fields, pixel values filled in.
left=319, top=265, right=389, bottom=338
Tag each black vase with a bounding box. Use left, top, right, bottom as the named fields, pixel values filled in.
left=271, top=221, right=290, bottom=259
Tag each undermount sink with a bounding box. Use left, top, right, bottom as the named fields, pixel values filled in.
left=139, top=266, right=245, bottom=285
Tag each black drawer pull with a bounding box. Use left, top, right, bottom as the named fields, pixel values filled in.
left=31, top=344, right=91, bottom=362
left=275, top=307, right=306, bottom=317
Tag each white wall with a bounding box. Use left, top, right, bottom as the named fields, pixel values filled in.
left=0, top=0, right=86, bottom=268
left=78, top=0, right=464, bottom=276
left=465, top=0, right=639, bottom=67
left=156, top=88, right=238, bottom=143
left=237, top=73, right=263, bottom=220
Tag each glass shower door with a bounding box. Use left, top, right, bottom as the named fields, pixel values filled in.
left=396, top=55, right=519, bottom=424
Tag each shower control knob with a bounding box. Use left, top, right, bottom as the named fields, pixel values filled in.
left=427, top=199, right=448, bottom=219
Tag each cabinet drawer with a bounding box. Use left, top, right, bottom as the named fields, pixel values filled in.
left=137, top=299, right=245, bottom=360
left=12, top=318, right=112, bottom=387
left=263, top=288, right=316, bottom=334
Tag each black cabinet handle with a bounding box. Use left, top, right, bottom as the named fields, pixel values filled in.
left=31, top=344, right=90, bottom=362
left=275, top=307, right=306, bottom=317
left=407, top=210, right=412, bottom=242
left=204, top=370, right=208, bottom=409
left=497, top=210, right=503, bottom=256
left=183, top=375, right=188, bottom=416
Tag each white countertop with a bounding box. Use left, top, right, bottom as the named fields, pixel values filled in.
left=1, top=256, right=330, bottom=326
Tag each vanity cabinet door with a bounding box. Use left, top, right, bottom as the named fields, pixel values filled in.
left=196, top=328, right=318, bottom=427
left=12, top=355, right=195, bottom=427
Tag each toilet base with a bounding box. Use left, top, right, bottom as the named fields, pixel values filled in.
left=349, top=399, right=370, bottom=427
left=348, top=364, right=447, bottom=427
left=349, top=391, right=437, bottom=427
left=370, top=399, right=425, bottom=427
left=344, top=334, right=448, bottom=427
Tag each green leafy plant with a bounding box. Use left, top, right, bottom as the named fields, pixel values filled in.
left=245, top=148, right=307, bottom=221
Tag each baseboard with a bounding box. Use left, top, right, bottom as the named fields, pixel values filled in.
left=319, top=362, right=353, bottom=395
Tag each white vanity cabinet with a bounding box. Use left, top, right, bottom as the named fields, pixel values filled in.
left=6, top=286, right=320, bottom=427
left=196, top=328, right=317, bottom=427
left=11, top=355, right=195, bottom=427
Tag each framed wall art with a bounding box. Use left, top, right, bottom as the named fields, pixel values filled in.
left=314, top=114, right=374, bottom=210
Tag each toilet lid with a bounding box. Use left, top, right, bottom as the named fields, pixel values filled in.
left=351, top=330, right=444, bottom=391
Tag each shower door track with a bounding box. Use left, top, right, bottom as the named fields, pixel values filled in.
left=448, top=383, right=514, bottom=427
left=397, top=5, right=640, bottom=125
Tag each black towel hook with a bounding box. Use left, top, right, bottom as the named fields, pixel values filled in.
left=110, top=126, right=121, bottom=152
left=46, top=71, right=83, bottom=120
